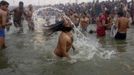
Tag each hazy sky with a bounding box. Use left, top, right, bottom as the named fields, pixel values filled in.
left=6, top=0, right=131, bottom=6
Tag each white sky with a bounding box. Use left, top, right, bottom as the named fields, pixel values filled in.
left=6, top=0, right=131, bottom=6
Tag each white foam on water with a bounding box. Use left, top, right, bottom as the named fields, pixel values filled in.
left=68, top=26, right=96, bottom=60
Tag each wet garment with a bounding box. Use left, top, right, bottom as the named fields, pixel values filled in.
left=97, top=26, right=106, bottom=37
left=96, top=15, right=106, bottom=37
left=13, top=19, right=22, bottom=27
left=110, top=24, right=118, bottom=38
left=115, top=32, right=126, bottom=40
left=0, top=28, right=5, bottom=37
left=0, top=15, right=5, bottom=37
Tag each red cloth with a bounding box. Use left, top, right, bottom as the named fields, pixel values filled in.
left=99, top=15, right=106, bottom=23
left=96, top=15, right=106, bottom=37
left=97, top=25, right=106, bottom=37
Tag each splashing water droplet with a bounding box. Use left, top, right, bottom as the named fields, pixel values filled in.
left=32, top=7, right=116, bottom=61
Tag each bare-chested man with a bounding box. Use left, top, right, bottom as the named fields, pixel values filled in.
left=54, top=16, right=74, bottom=59
left=26, top=4, right=34, bottom=31
left=115, top=12, right=129, bottom=40
left=69, top=11, right=80, bottom=27
left=0, top=1, right=11, bottom=49
left=12, top=1, right=26, bottom=33
left=80, top=12, right=90, bottom=32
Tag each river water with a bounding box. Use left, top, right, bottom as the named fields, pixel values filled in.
left=0, top=22, right=134, bottom=75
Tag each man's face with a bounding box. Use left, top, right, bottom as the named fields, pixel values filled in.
left=1, top=4, right=8, bottom=11
left=29, top=5, right=33, bottom=10
left=19, top=3, right=24, bottom=8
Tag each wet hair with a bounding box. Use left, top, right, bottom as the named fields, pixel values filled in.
left=61, top=27, right=73, bottom=32
left=19, top=1, right=24, bottom=5
left=0, top=1, right=9, bottom=6
left=45, top=20, right=73, bottom=35
left=48, top=20, right=64, bottom=32
left=117, top=11, right=124, bottom=17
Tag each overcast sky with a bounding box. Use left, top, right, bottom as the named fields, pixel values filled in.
left=6, top=0, right=131, bottom=6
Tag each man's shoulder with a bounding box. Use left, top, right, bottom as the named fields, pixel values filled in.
left=60, top=32, right=69, bottom=40
left=0, top=9, right=7, bottom=15
left=123, top=17, right=129, bottom=21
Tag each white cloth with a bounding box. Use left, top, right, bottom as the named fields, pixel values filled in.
left=110, top=24, right=118, bottom=38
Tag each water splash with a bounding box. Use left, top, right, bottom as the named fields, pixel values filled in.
left=32, top=7, right=115, bottom=61
left=32, top=7, right=63, bottom=32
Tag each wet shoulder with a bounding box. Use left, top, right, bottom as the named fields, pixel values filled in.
left=123, top=17, right=129, bottom=23
left=59, top=32, right=70, bottom=41
left=119, top=17, right=128, bottom=22
left=0, top=9, right=7, bottom=16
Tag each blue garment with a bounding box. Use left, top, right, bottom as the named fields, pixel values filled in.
left=0, top=28, right=5, bottom=37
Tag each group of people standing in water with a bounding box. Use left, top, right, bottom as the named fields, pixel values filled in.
left=0, top=1, right=34, bottom=49
left=0, top=0, right=132, bottom=60
left=0, top=0, right=74, bottom=60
